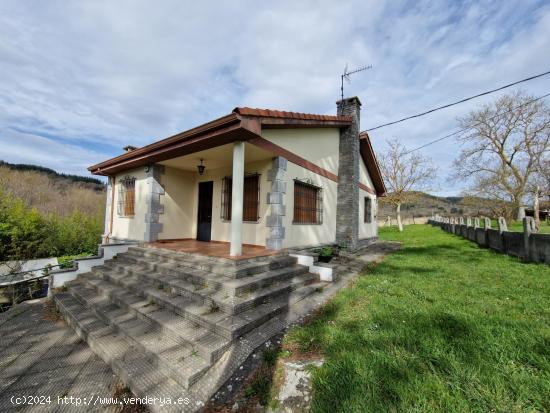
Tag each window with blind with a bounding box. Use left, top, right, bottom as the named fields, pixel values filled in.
left=117, top=176, right=136, bottom=217
left=364, top=197, right=372, bottom=223
left=293, top=180, right=322, bottom=224
left=221, top=174, right=260, bottom=222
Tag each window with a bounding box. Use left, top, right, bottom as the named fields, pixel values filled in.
left=221, top=174, right=260, bottom=222
left=117, top=176, right=136, bottom=217
left=293, top=180, right=322, bottom=224
left=364, top=197, right=372, bottom=223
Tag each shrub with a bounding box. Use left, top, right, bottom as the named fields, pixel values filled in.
left=0, top=188, right=102, bottom=261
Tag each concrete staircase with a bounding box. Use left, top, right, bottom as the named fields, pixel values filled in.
left=53, top=245, right=326, bottom=411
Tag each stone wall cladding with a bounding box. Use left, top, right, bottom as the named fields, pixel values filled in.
left=335, top=97, right=361, bottom=250
left=144, top=164, right=165, bottom=242
left=266, top=156, right=287, bottom=250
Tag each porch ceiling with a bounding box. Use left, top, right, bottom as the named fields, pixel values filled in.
left=159, top=142, right=274, bottom=171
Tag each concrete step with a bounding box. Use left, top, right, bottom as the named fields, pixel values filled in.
left=53, top=293, right=201, bottom=412
left=66, top=284, right=211, bottom=388
left=77, top=272, right=294, bottom=340
left=95, top=261, right=315, bottom=315
left=106, top=257, right=309, bottom=298
left=121, top=246, right=296, bottom=278
left=69, top=275, right=230, bottom=364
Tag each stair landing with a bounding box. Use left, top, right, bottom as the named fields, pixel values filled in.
left=146, top=239, right=281, bottom=260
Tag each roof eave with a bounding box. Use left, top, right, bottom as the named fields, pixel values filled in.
left=359, top=132, right=387, bottom=197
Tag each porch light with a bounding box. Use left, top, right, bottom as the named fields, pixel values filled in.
left=197, top=159, right=206, bottom=175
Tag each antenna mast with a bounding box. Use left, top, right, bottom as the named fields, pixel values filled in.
left=341, top=64, right=372, bottom=100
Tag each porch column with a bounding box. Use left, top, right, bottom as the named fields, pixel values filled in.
left=230, top=141, right=245, bottom=256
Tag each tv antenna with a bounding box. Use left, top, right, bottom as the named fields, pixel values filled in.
left=341, top=64, right=372, bottom=100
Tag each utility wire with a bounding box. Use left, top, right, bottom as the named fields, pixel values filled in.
left=364, top=69, right=550, bottom=132
left=403, top=92, right=550, bottom=155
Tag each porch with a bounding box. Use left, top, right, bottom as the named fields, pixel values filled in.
left=145, top=239, right=281, bottom=260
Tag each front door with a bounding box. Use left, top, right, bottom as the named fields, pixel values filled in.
left=197, top=181, right=213, bottom=242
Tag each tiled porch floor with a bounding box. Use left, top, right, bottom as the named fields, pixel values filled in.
left=146, top=239, right=281, bottom=260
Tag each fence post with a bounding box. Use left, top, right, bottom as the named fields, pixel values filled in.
left=484, top=217, right=491, bottom=229
left=523, top=217, right=536, bottom=261
left=466, top=217, right=472, bottom=227
left=474, top=217, right=480, bottom=228
left=497, top=217, right=507, bottom=233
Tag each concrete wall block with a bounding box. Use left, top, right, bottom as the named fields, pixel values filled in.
left=149, top=181, right=165, bottom=195
left=271, top=180, right=287, bottom=193
left=266, top=215, right=283, bottom=227
left=502, top=231, right=524, bottom=258
left=267, top=168, right=285, bottom=182
left=145, top=213, right=159, bottom=223
left=266, top=238, right=283, bottom=250
left=269, top=226, right=285, bottom=239
left=270, top=203, right=286, bottom=216
left=267, top=192, right=283, bottom=205
left=272, top=156, right=287, bottom=171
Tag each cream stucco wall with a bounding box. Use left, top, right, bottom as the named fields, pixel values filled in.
left=262, top=128, right=340, bottom=175
left=282, top=163, right=338, bottom=248
left=359, top=157, right=375, bottom=190
left=159, top=166, right=196, bottom=239
left=359, top=189, right=378, bottom=239
left=111, top=166, right=148, bottom=241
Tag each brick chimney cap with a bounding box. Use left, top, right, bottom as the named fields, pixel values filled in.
left=336, top=96, right=362, bottom=106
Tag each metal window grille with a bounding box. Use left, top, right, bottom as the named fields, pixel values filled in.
left=364, top=197, right=372, bottom=223
left=117, top=176, right=136, bottom=217
left=293, top=179, right=322, bottom=224
left=221, top=174, right=260, bottom=222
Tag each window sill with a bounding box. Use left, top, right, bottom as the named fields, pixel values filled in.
left=292, top=222, right=323, bottom=225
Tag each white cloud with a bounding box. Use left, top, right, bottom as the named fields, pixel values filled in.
left=0, top=0, right=549, bottom=196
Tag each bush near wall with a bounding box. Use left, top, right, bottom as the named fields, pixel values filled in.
left=0, top=189, right=103, bottom=261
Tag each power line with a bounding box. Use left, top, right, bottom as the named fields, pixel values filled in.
left=403, top=92, right=550, bottom=155
left=364, top=69, right=550, bottom=132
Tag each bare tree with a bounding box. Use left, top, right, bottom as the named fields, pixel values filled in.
left=379, top=138, right=436, bottom=231
left=453, top=91, right=550, bottom=220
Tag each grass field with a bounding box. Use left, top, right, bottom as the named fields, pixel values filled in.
left=281, top=225, right=549, bottom=413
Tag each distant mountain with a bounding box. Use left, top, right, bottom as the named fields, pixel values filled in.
left=0, top=161, right=103, bottom=188
left=378, top=191, right=499, bottom=219
left=0, top=160, right=105, bottom=216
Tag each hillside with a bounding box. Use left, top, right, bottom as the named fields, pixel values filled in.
left=378, top=191, right=499, bottom=219
left=0, top=161, right=105, bottom=216
left=0, top=161, right=105, bottom=260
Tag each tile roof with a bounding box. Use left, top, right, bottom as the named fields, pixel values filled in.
left=234, top=107, right=351, bottom=122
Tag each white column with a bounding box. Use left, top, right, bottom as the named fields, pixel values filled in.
left=230, top=141, right=245, bottom=256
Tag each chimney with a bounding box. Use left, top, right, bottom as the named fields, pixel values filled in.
left=335, top=96, right=361, bottom=250
left=123, top=145, right=138, bottom=152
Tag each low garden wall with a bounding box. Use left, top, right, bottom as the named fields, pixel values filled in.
left=429, top=217, right=550, bottom=265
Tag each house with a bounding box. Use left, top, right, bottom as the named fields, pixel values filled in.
left=89, top=96, right=386, bottom=256
left=51, top=97, right=388, bottom=410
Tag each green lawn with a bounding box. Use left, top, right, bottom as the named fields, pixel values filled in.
left=283, top=225, right=550, bottom=413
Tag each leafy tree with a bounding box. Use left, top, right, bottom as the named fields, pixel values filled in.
left=453, top=91, right=550, bottom=220
left=379, top=138, right=436, bottom=231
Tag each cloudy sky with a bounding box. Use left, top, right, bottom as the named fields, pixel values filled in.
left=1, top=0, right=550, bottom=195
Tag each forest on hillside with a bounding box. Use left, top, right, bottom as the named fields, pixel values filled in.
left=0, top=162, right=105, bottom=261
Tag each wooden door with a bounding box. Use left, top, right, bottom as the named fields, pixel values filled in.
left=197, top=181, right=213, bottom=242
